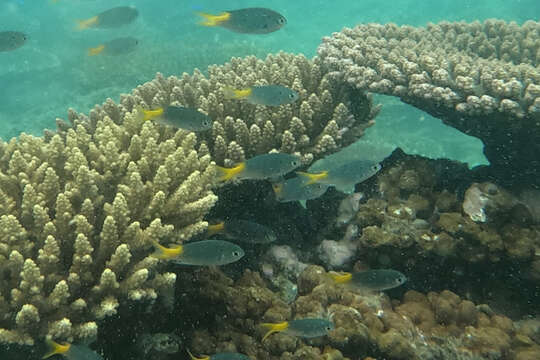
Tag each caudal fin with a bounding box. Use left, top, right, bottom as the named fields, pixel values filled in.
left=261, top=321, right=289, bottom=341
left=222, top=86, right=252, bottom=100
left=42, top=339, right=70, bottom=359
left=328, top=271, right=352, bottom=284
left=206, top=222, right=225, bottom=237
left=87, top=44, right=105, bottom=56
left=151, top=240, right=183, bottom=260
left=216, top=163, right=246, bottom=181
left=76, top=16, right=98, bottom=30
left=296, top=170, right=328, bottom=186
left=196, top=11, right=230, bottom=26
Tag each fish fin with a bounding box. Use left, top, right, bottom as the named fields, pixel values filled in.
left=272, top=182, right=283, bottom=196
left=223, top=86, right=252, bottom=100
left=261, top=321, right=289, bottom=342
left=206, top=222, right=225, bottom=237
left=151, top=240, right=183, bottom=260
left=76, top=16, right=98, bottom=30
left=87, top=44, right=105, bottom=56
left=299, top=200, right=307, bottom=209
left=42, top=340, right=70, bottom=359
left=186, top=349, right=209, bottom=360
left=216, top=162, right=246, bottom=181
left=196, top=11, right=231, bottom=26
left=134, top=105, right=163, bottom=122
left=328, top=271, right=352, bottom=284
left=296, top=171, right=328, bottom=186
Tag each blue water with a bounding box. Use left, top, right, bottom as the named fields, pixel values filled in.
left=1, top=0, right=538, bottom=160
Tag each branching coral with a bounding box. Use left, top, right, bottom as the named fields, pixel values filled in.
left=52, top=52, right=378, bottom=167
left=0, top=109, right=217, bottom=344
left=317, top=19, right=540, bottom=185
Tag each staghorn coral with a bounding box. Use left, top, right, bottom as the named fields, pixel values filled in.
left=317, top=19, right=540, bottom=185
left=0, top=109, right=217, bottom=345
left=53, top=52, right=378, bottom=167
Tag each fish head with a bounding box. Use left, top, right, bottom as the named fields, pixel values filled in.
left=200, top=115, right=213, bottom=130
left=393, top=272, right=407, bottom=287
left=264, top=230, right=277, bottom=243
left=229, top=246, right=245, bottom=262
left=286, top=154, right=302, bottom=170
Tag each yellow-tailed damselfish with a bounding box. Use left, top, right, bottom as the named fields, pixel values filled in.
left=151, top=239, right=244, bottom=266
left=207, top=220, right=276, bottom=244
left=197, top=8, right=286, bottom=34
left=135, top=105, right=213, bottom=132
left=329, top=269, right=407, bottom=292
left=88, top=37, right=139, bottom=56
left=223, top=85, right=298, bottom=106
left=261, top=318, right=334, bottom=341
left=0, top=31, right=27, bottom=52
left=217, top=153, right=302, bottom=181
left=77, top=6, right=138, bottom=30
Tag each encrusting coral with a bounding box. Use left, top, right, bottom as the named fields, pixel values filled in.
left=174, top=265, right=540, bottom=360
left=317, top=19, right=540, bottom=185
left=53, top=52, right=379, bottom=167
left=0, top=107, right=217, bottom=345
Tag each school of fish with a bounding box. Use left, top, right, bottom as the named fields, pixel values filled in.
left=2, top=4, right=405, bottom=359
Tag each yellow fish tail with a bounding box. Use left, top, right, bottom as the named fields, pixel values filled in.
left=216, top=162, right=246, bottom=181
left=151, top=240, right=183, bottom=260
left=328, top=271, right=353, bottom=284
left=223, top=86, right=252, bottom=100
left=296, top=170, right=329, bottom=186
left=187, top=349, right=210, bottom=360
left=134, top=105, right=163, bottom=122
left=42, top=340, right=70, bottom=359
left=196, top=11, right=231, bottom=27
left=77, top=16, right=98, bottom=30
left=207, top=222, right=225, bottom=237
left=272, top=183, right=283, bottom=196
left=87, top=44, right=105, bottom=56
left=261, top=321, right=289, bottom=342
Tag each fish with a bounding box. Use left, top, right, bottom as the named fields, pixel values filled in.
left=217, top=153, right=302, bottom=181
left=297, top=160, right=382, bottom=193
left=88, top=37, right=139, bottom=56
left=272, top=176, right=329, bottom=208
left=329, top=269, right=407, bottom=292
left=187, top=349, right=251, bottom=360
left=77, top=6, right=139, bottom=30
left=223, top=85, right=298, bottom=106
left=151, top=239, right=244, bottom=266
left=135, top=105, right=212, bottom=132
left=0, top=31, right=27, bottom=52
left=196, top=8, right=286, bottom=34
left=261, top=318, right=334, bottom=341
left=42, top=339, right=103, bottom=360
left=207, top=220, right=277, bottom=244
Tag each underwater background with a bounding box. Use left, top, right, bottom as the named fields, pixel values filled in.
left=3, top=0, right=538, bottom=166
left=2, top=1, right=540, bottom=360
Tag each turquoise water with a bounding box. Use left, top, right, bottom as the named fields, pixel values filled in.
left=1, top=0, right=537, bottom=165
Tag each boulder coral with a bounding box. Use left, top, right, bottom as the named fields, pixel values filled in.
left=0, top=108, right=217, bottom=344
left=317, top=19, right=540, bottom=185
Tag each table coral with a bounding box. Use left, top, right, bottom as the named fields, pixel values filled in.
left=53, top=52, right=378, bottom=167
left=317, top=19, right=540, bottom=185
left=0, top=109, right=217, bottom=344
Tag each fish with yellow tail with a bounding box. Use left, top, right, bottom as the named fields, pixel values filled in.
left=216, top=153, right=302, bottom=182
left=223, top=85, right=298, bottom=106
left=297, top=159, right=381, bottom=194
left=329, top=269, right=407, bottom=292
left=77, top=6, right=138, bottom=30
left=88, top=37, right=139, bottom=56
left=272, top=176, right=329, bottom=208
left=260, top=318, right=334, bottom=341
left=135, top=105, right=212, bottom=132
left=196, top=8, right=286, bottom=34
left=42, top=339, right=103, bottom=360
left=151, top=239, right=244, bottom=266
left=207, top=220, right=276, bottom=244
left=187, top=349, right=251, bottom=360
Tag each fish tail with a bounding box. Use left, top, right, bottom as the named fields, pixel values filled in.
left=328, top=271, right=352, bottom=284
left=222, top=86, right=252, bottom=100
left=42, top=339, right=70, bottom=359
left=271, top=182, right=283, bottom=196
left=296, top=170, right=329, bottom=186
left=216, top=162, right=246, bottom=181
left=196, top=11, right=230, bottom=27
left=151, top=240, right=183, bottom=260
left=206, top=222, right=225, bottom=237
left=261, top=321, right=289, bottom=342
left=134, top=105, right=162, bottom=122
left=87, top=44, right=105, bottom=56
left=186, top=349, right=208, bottom=360
left=76, top=16, right=98, bottom=30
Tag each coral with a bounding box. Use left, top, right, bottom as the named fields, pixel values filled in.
left=0, top=108, right=217, bottom=344
left=317, top=19, right=540, bottom=185
left=53, top=52, right=378, bottom=167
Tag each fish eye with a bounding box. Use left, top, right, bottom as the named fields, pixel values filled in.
left=325, top=326, right=332, bottom=331
left=289, top=93, right=296, bottom=99
left=291, top=160, right=299, bottom=166
left=232, top=251, right=241, bottom=257
left=278, top=17, right=285, bottom=24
